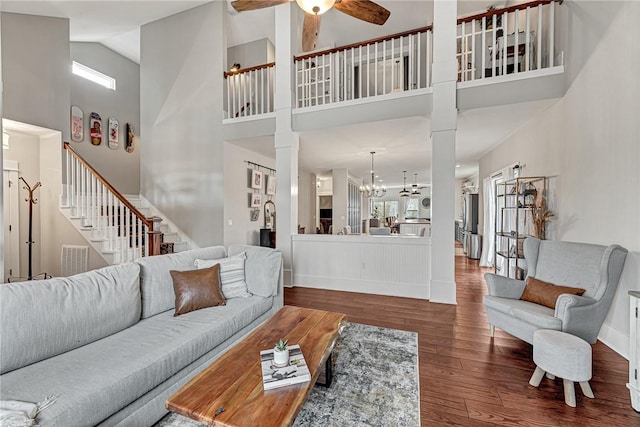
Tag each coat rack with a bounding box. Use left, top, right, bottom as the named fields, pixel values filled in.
left=10, top=178, right=50, bottom=281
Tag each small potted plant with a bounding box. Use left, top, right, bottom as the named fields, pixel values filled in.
left=273, top=339, right=289, bottom=367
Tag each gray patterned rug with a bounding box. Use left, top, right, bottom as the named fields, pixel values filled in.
left=156, top=322, right=419, bottom=427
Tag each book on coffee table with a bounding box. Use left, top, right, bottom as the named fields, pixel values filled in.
left=260, top=344, right=311, bottom=390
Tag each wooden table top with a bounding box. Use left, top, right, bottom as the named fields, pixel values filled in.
left=166, top=305, right=346, bottom=427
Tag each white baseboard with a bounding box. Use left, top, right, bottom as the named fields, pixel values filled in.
left=292, top=275, right=429, bottom=300
left=599, top=323, right=629, bottom=360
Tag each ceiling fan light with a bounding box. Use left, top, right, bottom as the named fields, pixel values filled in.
left=296, top=0, right=335, bottom=15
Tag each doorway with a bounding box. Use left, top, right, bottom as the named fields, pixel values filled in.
left=3, top=161, right=20, bottom=282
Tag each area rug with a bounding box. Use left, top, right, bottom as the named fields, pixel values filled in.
left=155, top=322, right=420, bottom=427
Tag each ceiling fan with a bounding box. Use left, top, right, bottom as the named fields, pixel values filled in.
left=230, top=0, right=391, bottom=52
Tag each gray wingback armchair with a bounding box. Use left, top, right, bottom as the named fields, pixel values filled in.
left=483, top=237, right=628, bottom=345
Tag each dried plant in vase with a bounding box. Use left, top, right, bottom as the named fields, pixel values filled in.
left=531, top=196, right=554, bottom=239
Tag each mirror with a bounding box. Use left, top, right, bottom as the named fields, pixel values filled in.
left=264, top=200, right=276, bottom=230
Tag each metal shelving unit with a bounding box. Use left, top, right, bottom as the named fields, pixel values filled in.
left=495, top=176, right=547, bottom=279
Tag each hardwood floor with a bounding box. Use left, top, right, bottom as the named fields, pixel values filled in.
left=284, top=253, right=640, bottom=426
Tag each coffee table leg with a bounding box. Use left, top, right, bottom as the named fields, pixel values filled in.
left=318, top=353, right=333, bottom=388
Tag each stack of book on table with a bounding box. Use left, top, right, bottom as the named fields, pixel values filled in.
left=260, top=344, right=311, bottom=390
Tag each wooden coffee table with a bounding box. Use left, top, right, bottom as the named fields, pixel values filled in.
left=166, top=305, right=346, bottom=426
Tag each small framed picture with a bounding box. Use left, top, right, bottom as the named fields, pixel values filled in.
left=250, top=208, right=260, bottom=222
left=251, top=169, right=263, bottom=190
left=250, top=193, right=262, bottom=208
left=266, top=175, right=276, bottom=195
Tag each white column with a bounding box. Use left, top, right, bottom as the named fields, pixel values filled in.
left=274, top=3, right=299, bottom=290
left=430, top=0, right=458, bottom=304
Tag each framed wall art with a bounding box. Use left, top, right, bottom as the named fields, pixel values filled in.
left=266, top=175, right=276, bottom=195
left=250, top=193, right=262, bottom=208
left=251, top=169, right=263, bottom=190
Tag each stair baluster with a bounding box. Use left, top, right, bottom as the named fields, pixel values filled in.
left=63, top=142, right=162, bottom=263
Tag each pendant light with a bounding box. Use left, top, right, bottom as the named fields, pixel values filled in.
left=399, top=171, right=410, bottom=197
left=411, top=173, right=421, bottom=196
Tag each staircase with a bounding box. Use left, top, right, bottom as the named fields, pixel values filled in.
left=61, top=142, right=192, bottom=265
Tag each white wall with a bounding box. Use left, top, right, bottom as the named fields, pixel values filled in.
left=227, top=38, right=275, bottom=70
left=479, top=1, right=640, bottom=357
left=223, top=142, right=275, bottom=247
left=1, top=13, right=70, bottom=142
left=297, top=169, right=314, bottom=234
left=140, top=2, right=226, bottom=247
left=70, top=42, right=140, bottom=194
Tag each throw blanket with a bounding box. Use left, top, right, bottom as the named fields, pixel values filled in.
left=0, top=396, right=57, bottom=427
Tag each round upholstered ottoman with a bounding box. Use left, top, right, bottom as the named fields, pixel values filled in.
left=529, top=329, right=594, bottom=407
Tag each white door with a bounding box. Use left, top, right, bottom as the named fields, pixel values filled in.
left=3, top=163, right=20, bottom=282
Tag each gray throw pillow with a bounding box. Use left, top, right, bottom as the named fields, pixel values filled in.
left=194, top=252, right=251, bottom=299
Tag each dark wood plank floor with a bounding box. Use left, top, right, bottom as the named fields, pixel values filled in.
left=284, top=252, right=640, bottom=426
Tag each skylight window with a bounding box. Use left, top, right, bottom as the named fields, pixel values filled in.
left=72, top=61, right=116, bottom=90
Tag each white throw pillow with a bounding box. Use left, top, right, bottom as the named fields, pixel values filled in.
left=194, top=253, right=251, bottom=299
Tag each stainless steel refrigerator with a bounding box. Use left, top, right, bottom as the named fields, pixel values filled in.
left=462, top=194, right=481, bottom=259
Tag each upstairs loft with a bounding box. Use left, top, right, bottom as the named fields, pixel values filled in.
left=223, top=0, right=566, bottom=139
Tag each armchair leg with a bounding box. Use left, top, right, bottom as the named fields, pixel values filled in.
left=546, top=372, right=556, bottom=380
left=489, top=325, right=495, bottom=337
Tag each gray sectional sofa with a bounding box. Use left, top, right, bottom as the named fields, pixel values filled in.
left=0, top=245, right=283, bottom=427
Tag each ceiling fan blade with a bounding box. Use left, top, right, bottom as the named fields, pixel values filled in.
left=334, top=0, right=390, bottom=25
left=231, top=0, right=292, bottom=12
left=302, top=13, right=320, bottom=52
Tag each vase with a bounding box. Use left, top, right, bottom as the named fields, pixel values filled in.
left=273, top=347, right=290, bottom=367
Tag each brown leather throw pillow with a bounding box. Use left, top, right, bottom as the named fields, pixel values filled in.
left=170, top=264, right=226, bottom=316
left=520, top=276, right=586, bottom=309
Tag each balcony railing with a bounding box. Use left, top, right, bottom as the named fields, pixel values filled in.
left=456, top=0, right=561, bottom=82
left=224, top=62, right=275, bottom=120
left=294, top=26, right=433, bottom=109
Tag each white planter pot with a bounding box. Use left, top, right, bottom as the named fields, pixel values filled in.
left=273, top=347, right=290, bottom=367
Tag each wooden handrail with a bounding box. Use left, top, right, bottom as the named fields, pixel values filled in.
left=223, top=62, right=275, bottom=78
left=294, top=25, right=433, bottom=61
left=63, top=142, right=152, bottom=229
left=457, top=0, right=554, bottom=25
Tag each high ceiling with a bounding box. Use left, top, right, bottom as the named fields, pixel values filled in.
left=1, top=0, right=550, bottom=187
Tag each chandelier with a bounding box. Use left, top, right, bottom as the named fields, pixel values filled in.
left=360, top=151, right=386, bottom=198
left=399, top=171, right=410, bottom=198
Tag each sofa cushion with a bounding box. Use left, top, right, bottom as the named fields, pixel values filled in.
left=0, top=263, right=141, bottom=374
left=137, top=246, right=227, bottom=318
left=520, top=277, right=585, bottom=309
left=0, top=296, right=273, bottom=427
left=171, top=264, right=226, bottom=316
left=228, top=245, right=282, bottom=297
left=195, top=253, right=251, bottom=299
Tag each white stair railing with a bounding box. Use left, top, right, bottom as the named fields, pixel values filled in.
left=294, top=26, right=433, bottom=108
left=456, top=0, right=561, bottom=82
left=63, top=142, right=162, bottom=263
left=224, top=62, right=275, bottom=120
